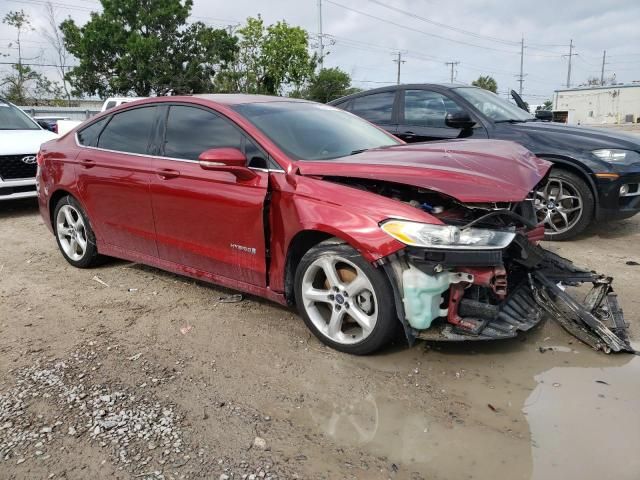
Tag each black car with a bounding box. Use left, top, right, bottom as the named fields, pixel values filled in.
left=329, top=84, right=640, bottom=239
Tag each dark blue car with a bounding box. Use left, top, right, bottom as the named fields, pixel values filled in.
left=330, top=84, right=640, bottom=240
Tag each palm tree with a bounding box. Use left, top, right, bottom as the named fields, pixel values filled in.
left=471, top=75, right=498, bottom=93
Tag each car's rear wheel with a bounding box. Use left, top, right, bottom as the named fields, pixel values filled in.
left=54, top=195, right=101, bottom=268
left=294, top=242, right=397, bottom=355
left=534, top=168, right=594, bottom=240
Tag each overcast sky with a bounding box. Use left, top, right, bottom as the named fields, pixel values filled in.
left=2, top=0, right=639, bottom=105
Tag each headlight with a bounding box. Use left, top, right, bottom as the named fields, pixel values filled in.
left=381, top=220, right=516, bottom=250
left=592, top=149, right=640, bottom=164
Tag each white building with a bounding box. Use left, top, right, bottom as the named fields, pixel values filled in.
left=553, top=84, right=640, bottom=125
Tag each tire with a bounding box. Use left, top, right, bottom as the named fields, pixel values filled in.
left=535, top=168, right=594, bottom=241
left=53, top=195, right=101, bottom=268
left=294, top=241, right=398, bottom=355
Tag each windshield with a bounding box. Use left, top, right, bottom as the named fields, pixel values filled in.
left=454, top=87, right=534, bottom=122
left=0, top=101, right=40, bottom=130
left=233, top=102, right=400, bottom=161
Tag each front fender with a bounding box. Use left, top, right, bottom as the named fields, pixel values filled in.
left=267, top=173, right=437, bottom=293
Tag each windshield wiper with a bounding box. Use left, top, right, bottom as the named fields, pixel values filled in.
left=350, top=148, right=369, bottom=155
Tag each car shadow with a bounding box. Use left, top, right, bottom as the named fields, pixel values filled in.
left=121, top=261, right=292, bottom=312
left=374, top=319, right=556, bottom=357
left=0, top=198, right=40, bottom=219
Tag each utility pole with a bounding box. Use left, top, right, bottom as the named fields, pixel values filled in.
left=445, top=61, right=459, bottom=83
left=600, top=50, right=607, bottom=86
left=393, top=51, right=405, bottom=84
left=564, top=39, right=576, bottom=88
left=517, top=36, right=525, bottom=95
left=317, top=0, right=324, bottom=69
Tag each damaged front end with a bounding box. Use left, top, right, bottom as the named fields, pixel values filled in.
left=377, top=195, right=635, bottom=354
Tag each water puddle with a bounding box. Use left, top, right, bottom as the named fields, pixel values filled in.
left=294, top=333, right=640, bottom=479
left=524, top=355, right=640, bottom=480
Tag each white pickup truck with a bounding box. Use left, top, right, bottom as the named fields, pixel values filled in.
left=56, top=97, right=145, bottom=135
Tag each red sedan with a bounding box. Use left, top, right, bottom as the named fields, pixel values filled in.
left=36, top=95, right=633, bottom=355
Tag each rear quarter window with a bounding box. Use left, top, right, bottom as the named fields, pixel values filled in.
left=77, top=117, right=108, bottom=147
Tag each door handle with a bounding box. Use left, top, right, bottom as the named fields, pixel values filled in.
left=156, top=168, right=180, bottom=180
left=80, top=159, right=96, bottom=169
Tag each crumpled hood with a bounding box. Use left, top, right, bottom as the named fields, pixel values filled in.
left=0, top=129, right=57, bottom=155
left=296, top=139, right=551, bottom=203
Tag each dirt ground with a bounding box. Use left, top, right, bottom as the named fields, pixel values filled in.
left=1, top=198, right=639, bottom=480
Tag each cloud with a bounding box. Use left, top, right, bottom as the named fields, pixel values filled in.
left=1, top=0, right=638, bottom=103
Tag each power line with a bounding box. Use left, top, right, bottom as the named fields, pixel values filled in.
left=6, top=0, right=95, bottom=12
left=0, top=60, right=75, bottom=68
left=366, top=0, right=519, bottom=46
left=324, top=0, right=522, bottom=55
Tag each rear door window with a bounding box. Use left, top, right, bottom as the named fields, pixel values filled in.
left=97, top=107, right=156, bottom=154
left=350, top=92, right=396, bottom=124
left=163, top=105, right=243, bottom=161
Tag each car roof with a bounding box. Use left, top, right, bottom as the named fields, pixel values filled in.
left=193, top=94, right=313, bottom=106
left=328, top=83, right=475, bottom=104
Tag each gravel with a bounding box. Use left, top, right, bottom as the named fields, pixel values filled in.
left=0, top=342, right=282, bottom=480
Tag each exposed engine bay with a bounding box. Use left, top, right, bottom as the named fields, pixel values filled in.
left=324, top=176, right=542, bottom=231
left=327, top=177, right=635, bottom=354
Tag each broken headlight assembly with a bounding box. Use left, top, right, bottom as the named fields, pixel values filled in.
left=381, top=220, right=516, bottom=250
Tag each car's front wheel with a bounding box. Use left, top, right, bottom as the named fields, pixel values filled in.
left=294, top=242, right=398, bottom=355
left=54, top=195, right=101, bottom=268
left=534, top=168, right=594, bottom=240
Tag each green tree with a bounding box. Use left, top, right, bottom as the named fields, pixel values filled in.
left=471, top=75, right=498, bottom=93
left=536, top=100, right=553, bottom=111
left=1, top=10, right=62, bottom=104
left=304, top=67, right=355, bottom=103
left=220, top=16, right=316, bottom=95
left=60, top=0, right=237, bottom=97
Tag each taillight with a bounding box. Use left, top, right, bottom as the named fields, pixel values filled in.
left=36, top=151, right=45, bottom=166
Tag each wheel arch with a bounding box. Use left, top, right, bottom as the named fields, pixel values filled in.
left=282, top=225, right=398, bottom=306
left=48, top=188, right=76, bottom=228
left=283, top=230, right=348, bottom=306
left=535, top=154, right=599, bottom=212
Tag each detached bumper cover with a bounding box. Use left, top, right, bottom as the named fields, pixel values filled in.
left=530, top=251, right=632, bottom=353
left=384, top=236, right=635, bottom=354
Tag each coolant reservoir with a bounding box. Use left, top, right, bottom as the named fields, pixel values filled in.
left=402, top=266, right=466, bottom=330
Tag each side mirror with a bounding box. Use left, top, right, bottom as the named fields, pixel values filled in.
left=445, top=111, right=476, bottom=130
left=198, top=147, right=256, bottom=181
